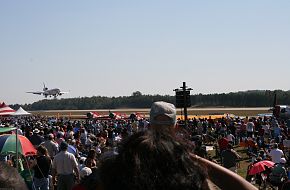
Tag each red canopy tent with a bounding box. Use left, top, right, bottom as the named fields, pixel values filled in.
left=0, top=102, right=15, bottom=116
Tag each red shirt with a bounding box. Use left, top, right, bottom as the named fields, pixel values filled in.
left=218, top=137, right=229, bottom=151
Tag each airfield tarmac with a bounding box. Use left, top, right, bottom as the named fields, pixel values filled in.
left=30, top=107, right=272, bottom=119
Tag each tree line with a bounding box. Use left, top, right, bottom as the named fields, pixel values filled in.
left=10, top=90, right=290, bottom=111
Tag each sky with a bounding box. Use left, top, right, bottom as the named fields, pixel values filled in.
left=1, top=0, right=290, bottom=104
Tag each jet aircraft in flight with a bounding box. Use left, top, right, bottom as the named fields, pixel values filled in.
left=26, top=83, right=69, bottom=98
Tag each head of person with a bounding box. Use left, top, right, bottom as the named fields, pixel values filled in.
left=80, top=167, right=92, bottom=180
left=99, top=131, right=208, bottom=190
left=227, top=143, right=233, bottom=150
left=48, top=133, right=54, bottom=140
left=79, top=157, right=86, bottom=165
left=33, top=128, right=40, bottom=135
left=273, top=143, right=278, bottom=149
left=37, top=145, right=49, bottom=156
left=256, top=157, right=262, bottom=162
left=60, top=141, right=68, bottom=151
left=0, top=162, right=28, bottom=190
left=149, top=101, right=176, bottom=133
left=280, top=158, right=286, bottom=165
left=87, top=149, right=96, bottom=159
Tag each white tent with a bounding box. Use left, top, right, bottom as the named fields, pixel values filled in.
left=10, top=107, right=31, bottom=170
left=11, top=107, right=31, bottom=116
left=0, top=101, right=15, bottom=116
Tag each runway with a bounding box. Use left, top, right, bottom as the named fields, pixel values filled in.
left=30, top=107, right=272, bottom=118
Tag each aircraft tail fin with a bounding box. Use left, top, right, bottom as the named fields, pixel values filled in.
left=43, top=82, right=48, bottom=91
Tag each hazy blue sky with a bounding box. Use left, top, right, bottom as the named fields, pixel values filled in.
left=1, top=1, right=289, bottom=104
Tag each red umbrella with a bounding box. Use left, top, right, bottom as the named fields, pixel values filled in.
left=248, top=160, right=275, bottom=175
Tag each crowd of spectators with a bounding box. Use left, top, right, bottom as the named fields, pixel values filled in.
left=0, top=103, right=290, bottom=190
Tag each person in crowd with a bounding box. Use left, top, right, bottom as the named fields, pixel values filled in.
left=227, top=132, right=235, bottom=145
left=218, top=134, right=229, bottom=161
left=72, top=167, right=92, bottom=190
left=31, top=145, right=52, bottom=190
left=85, top=149, right=97, bottom=169
left=194, top=138, right=208, bottom=158
left=42, top=133, right=59, bottom=158
left=268, top=143, right=285, bottom=163
left=221, top=143, right=241, bottom=173
left=78, top=157, right=86, bottom=171
left=80, top=128, right=88, bottom=146
left=246, top=119, right=255, bottom=138
left=21, top=156, right=34, bottom=190
left=30, top=128, right=45, bottom=147
left=52, top=141, right=80, bottom=190
left=56, top=132, right=65, bottom=145
left=80, top=167, right=92, bottom=180
left=273, top=123, right=282, bottom=141
left=269, top=158, right=288, bottom=190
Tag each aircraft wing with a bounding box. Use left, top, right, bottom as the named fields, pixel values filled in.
left=59, top=91, right=69, bottom=95
left=26, top=91, right=43, bottom=95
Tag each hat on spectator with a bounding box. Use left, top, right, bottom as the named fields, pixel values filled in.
left=150, top=101, right=176, bottom=125
left=280, top=158, right=286, bottom=164
left=33, top=128, right=40, bottom=134
left=80, top=167, right=92, bottom=179
left=79, top=157, right=86, bottom=163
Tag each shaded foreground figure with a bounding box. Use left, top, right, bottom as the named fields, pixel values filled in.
left=100, top=130, right=208, bottom=190
left=0, top=161, right=28, bottom=190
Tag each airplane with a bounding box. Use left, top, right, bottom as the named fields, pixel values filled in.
left=26, top=83, right=69, bottom=98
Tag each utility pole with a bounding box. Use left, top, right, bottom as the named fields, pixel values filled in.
left=182, top=82, right=188, bottom=124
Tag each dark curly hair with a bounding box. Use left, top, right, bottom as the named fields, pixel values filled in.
left=0, top=162, right=28, bottom=190
left=99, top=131, right=208, bottom=190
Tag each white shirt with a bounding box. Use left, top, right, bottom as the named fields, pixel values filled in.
left=42, top=140, right=59, bottom=158
left=262, top=124, right=270, bottom=134
left=52, top=151, right=78, bottom=175
left=269, top=148, right=284, bottom=163
left=227, top=134, right=235, bottom=142
left=246, top=122, right=254, bottom=132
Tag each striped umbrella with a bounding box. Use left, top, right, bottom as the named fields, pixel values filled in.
left=0, top=134, right=36, bottom=156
